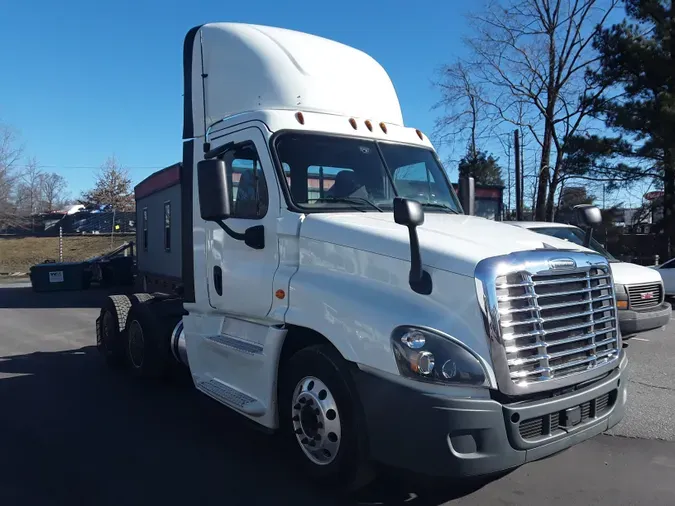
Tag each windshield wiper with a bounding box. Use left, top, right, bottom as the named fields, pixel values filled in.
left=318, top=196, right=384, bottom=212
left=420, top=202, right=459, bottom=214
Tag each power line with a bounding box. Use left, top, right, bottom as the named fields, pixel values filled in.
left=11, top=164, right=163, bottom=170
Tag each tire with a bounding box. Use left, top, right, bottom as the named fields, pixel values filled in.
left=130, top=292, right=155, bottom=304
left=279, top=344, right=374, bottom=492
left=124, top=298, right=181, bottom=380
left=97, top=295, right=132, bottom=368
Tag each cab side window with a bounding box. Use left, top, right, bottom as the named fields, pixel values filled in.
left=221, top=142, right=269, bottom=219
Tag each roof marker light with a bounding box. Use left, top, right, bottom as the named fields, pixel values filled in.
left=349, top=118, right=358, bottom=130
left=365, top=120, right=373, bottom=132
left=295, top=112, right=305, bottom=125
left=379, top=122, right=388, bottom=134
left=416, top=129, right=424, bottom=140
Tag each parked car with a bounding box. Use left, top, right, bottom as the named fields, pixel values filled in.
left=508, top=221, right=672, bottom=338
left=651, top=259, right=675, bottom=297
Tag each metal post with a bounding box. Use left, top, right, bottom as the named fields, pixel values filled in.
left=514, top=130, right=522, bottom=220
left=111, top=208, right=116, bottom=249
left=59, top=227, right=63, bottom=262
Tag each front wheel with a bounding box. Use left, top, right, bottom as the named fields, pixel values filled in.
left=279, top=345, right=374, bottom=491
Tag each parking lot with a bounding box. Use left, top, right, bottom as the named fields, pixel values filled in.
left=1, top=281, right=674, bottom=505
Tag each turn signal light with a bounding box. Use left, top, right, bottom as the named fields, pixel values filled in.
left=616, top=300, right=628, bottom=310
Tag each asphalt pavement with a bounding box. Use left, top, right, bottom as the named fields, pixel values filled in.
left=0, top=281, right=674, bottom=505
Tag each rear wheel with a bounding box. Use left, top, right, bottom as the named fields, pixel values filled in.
left=279, top=345, right=374, bottom=491
left=124, top=297, right=184, bottom=379
left=97, top=295, right=132, bottom=368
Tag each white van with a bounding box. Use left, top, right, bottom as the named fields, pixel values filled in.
left=509, top=221, right=671, bottom=338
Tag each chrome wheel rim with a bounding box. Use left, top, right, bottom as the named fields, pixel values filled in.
left=291, top=376, right=341, bottom=466
left=128, top=320, right=144, bottom=369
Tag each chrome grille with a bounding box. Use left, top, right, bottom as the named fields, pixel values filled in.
left=495, top=266, right=620, bottom=385
left=627, top=283, right=663, bottom=309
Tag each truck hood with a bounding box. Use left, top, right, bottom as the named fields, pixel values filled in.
left=609, top=261, right=663, bottom=286
left=300, top=212, right=587, bottom=277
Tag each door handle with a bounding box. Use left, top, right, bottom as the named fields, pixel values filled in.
left=213, top=266, right=223, bottom=296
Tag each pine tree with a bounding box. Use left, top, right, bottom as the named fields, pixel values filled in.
left=575, top=0, right=675, bottom=251
left=458, top=149, right=504, bottom=186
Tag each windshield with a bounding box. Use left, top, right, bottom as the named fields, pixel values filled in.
left=273, top=133, right=462, bottom=213
left=531, top=226, right=618, bottom=261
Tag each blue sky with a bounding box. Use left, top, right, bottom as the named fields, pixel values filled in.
left=0, top=0, right=472, bottom=199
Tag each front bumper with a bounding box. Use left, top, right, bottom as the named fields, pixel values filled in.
left=619, top=302, right=671, bottom=336
left=352, top=351, right=628, bottom=478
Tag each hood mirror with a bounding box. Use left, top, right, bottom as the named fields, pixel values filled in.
left=394, top=197, right=432, bottom=295
left=574, top=204, right=602, bottom=247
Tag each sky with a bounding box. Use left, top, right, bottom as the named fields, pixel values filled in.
left=0, top=0, right=474, bottom=200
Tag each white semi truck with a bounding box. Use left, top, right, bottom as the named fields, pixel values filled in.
left=96, top=22, right=627, bottom=489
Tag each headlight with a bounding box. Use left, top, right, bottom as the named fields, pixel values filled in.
left=391, top=326, right=490, bottom=387
left=614, top=283, right=628, bottom=310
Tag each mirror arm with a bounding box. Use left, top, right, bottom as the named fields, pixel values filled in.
left=214, top=220, right=265, bottom=250
left=584, top=227, right=593, bottom=248
left=405, top=225, right=433, bottom=295
left=215, top=219, right=245, bottom=241
left=407, top=225, right=423, bottom=282
left=204, top=141, right=235, bottom=160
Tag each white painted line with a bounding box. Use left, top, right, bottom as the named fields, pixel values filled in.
left=632, top=337, right=650, bottom=342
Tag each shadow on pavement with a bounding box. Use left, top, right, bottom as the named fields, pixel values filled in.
left=0, top=286, right=129, bottom=309
left=0, top=346, right=495, bottom=506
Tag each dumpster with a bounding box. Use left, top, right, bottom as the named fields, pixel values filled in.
left=29, top=262, right=92, bottom=292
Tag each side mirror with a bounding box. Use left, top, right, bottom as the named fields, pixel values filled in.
left=458, top=175, right=475, bottom=216
left=394, top=197, right=424, bottom=227
left=574, top=204, right=602, bottom=228
left=197, top=159, right=231, bottom=221
left=574, top=204, right=602, bottom=247
left=393, top=197, right=432, bottom=295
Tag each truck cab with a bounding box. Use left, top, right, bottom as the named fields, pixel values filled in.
left=96, top=22, right=627, bottom=490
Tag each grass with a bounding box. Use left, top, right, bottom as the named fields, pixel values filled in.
left=0, top=234, right=134, bottom=274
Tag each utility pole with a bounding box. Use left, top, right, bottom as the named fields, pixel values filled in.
left=515, top=129, right=523, bottom=220
left=507, top=140, right=512, bottom=215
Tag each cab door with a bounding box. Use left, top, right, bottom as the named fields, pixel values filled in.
left=204, top=126, right=280, bottom=318
left=189, top=125, right=283, bottom=418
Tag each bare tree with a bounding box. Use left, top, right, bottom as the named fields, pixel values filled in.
left=40, top=172, right=68, bottom=212
left=16, top=157, right=44, bottom=219
left=437, top=0, right=619, bottom=220
left=0, top=124, right=24, bottom=230
left=433, top=62, right=493, bottom=159
left=81, top=156, right=135, bottom=212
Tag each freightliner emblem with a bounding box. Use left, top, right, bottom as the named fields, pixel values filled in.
left=548, top=258, right=577, bottom=271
